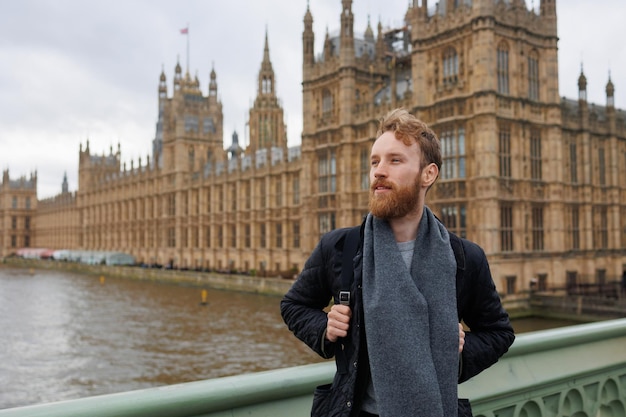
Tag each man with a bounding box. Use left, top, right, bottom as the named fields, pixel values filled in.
left=281, top=109, right=515, bottom=417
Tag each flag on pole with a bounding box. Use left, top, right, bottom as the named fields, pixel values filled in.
left=180, top=27, right=188, bottom=35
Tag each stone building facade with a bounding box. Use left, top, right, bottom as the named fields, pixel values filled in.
left=0, top=170, right=37, bottom=257
left=26, top=0, right=626, bottom=293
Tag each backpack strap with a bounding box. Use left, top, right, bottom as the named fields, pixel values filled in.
left=335, top=226, right=360, bottom=374
left=339, top=226, right=361, bottom=300
left=449, top=233, right=466, bottom=281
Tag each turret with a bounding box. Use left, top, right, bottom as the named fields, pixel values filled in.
left=208, top=66, right=218, bottom=97
left=174, top=59, right=182, bottom=91
left=578, top=65, right=587, bottom=103
left=158, top=67, right=167, bottom=99
left=339, top=0, right=355, bottom=66
left=62, top=172, right=69, bottom=193
left=375, top=20, right=385, bottom=60
left=258, top=29, right=275, bottom=97
left=227, top=131, right=243, bottom=159
left=539, top=0, right=557, bottom=33
left=303, top=3, right=315, bottom=67
left=323, top=28, right=333, bottom=61
left=606, top=73, right=615, bottom=108
left=364, top=15, right=374, bottom=42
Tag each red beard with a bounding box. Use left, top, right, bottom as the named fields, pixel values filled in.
left=369, top=176, right=422, bottom=219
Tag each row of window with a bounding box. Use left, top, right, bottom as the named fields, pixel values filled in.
left=500, top=126, right=618, bottom=186
left=183, top=115, right=216, bottom=134
left=497, top=44, right=540, bottom=100
left=81, top=220, right=302, bottom=252
left=8, top=235, right=30, bottom=248
left=142, top=222, right=301, bottom=250
left=82, top=179, right=301, bottom=223
left=438, top=44, right=540, bottom=100
left=9, top=216, right=30, bottom=230
left=504, top=270, right=613, bottom=296
left=317, top=42, right=542, bottom=118
left=2, top=196, right=32, bottom=210
left=500, top=204, right=612, bottom=252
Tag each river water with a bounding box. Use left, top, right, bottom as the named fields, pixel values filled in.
left=0, top=266, right=581, bottom=410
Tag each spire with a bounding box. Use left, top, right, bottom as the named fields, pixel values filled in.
left=539, top=0, right=557, bottom=37
left=303, top=1, right=315, bottom=66
left=304, top=1, right=313, bottom=28
left=209, top=64, right=217, bottom=97
left=62, top=171, right=69, bottom=194
left=539, top=0, right=556, bottom=17
left=194, top=71, right=200, bottom=89
left=606, top=71, right=615, bottom=108
left=340, top=0, right=355, bottom=66
left=323, top=26, right=333, bottom=61
left=262, top=28, right=273, bottom=72
left=578, top=64, right=587, bottom=102
left=258, top=29, right=275, bottom=97
left=340, top=0, right=354, bottom=40
left=158, top=65, right=167, bottom=98
left=364, top=15, right=374, bottom=41
left=174, top=57, right=182, bottom=91
left=227, top=130, right=242, bottom=159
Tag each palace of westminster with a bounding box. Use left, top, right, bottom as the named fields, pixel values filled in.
left=2, top=0, right=625, bottom=295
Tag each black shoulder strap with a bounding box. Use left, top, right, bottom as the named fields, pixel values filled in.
left=335, top=226, right=360, bottom=375
left=449, top=233, right=466, bottom=281
left=341, top=227, right=465, bottom=289
left=340, top=226, right=361, bottom=293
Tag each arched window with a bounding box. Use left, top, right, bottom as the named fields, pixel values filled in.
left=443, top=47, right=459, bottom=86
left=497, top=41, right=509, bottom=94
left=528, top=50, right=539, bottom=100
left=322, top=89, right=333, bottom=116
left=188, top=146, right=195, bottom=170
left=262, top=76, right=272, bottom=94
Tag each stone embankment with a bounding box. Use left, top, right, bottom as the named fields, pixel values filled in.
left=5, top=258, right=625, bottom=321
left=1, top=258, right=294, bottom=297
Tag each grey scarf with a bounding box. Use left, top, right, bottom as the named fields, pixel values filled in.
left=362, top=208, right=458, bottom=417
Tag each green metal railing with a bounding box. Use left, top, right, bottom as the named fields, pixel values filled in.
left=2, top=318, right=625, bottom=417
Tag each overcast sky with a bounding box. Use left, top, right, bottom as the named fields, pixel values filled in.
left=1, top=0, right=624, bottom=199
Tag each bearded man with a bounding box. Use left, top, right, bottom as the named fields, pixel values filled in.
left=281, top=108, right=515, bottom=417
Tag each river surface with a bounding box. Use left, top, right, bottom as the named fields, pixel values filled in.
left=0, top=266, right=582, bottom=410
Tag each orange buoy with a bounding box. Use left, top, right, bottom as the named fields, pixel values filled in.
left=200, top=289, right=208, bottom=306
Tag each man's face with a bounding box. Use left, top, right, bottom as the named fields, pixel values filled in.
left=369, top=131, right=423, bottom=219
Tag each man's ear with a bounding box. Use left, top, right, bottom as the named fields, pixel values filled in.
left=421, top=163, right=439, bottom=188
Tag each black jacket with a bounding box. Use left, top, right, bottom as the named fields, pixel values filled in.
left=281, top=225, right=515, bottom=417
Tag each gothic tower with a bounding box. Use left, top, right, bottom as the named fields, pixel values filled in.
left=301, top=0, right=390, bottom=245
left=157, top=59, right=224, bottom=175
left=406, top=0, right=560, bottom=256
left=247, top=30, right=287, bottom=156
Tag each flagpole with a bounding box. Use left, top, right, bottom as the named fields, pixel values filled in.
left=180, top=25, right=190, bottom=73
left=186, top=23, right=190, bottom=74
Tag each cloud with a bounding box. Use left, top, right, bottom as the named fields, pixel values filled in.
left=0, top=0, right=624, bottom=199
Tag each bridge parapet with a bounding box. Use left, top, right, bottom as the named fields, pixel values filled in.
left=462, top=318, right=626, bottom=417
left=0, top=319, right=625, bottom=417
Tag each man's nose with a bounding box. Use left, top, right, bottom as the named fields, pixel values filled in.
left=373, top=162, right=387, bottom=178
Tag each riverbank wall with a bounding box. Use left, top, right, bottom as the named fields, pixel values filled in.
left=0, top=257, right=534, bottom=316
left=4, top=257, right=624, bottom=321
left=1, top=258, right=292, bottom=297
